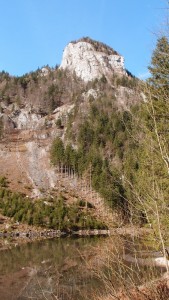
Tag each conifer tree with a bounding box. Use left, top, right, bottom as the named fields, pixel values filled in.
left=148, top=36, right=169, bottom=93
left=50, top=137, right=65, bottom=166
left=147, top=36, right=169, bottom=171
left=124, top=34, right=169, bottom=253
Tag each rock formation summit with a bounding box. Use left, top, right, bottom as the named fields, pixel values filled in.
left=59, top=37, right=126, bottom=82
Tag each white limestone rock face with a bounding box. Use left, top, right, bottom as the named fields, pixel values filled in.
left=11, top=107, right=43, bottom=129
left=59, top=41, right=125, bottom=82
left=40, top=67, right=49, bottom=77
left=82, top=88, right=98, bottom=100
left=15, top=110, right=42, bottom=129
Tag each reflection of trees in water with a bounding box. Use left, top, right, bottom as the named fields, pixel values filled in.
left=1, top=237, right=114, bottom=299
left=18, top=266, right=94, bottom=300
left=0, top=235, right=165, bottom=299
left=17, top=237, right=115, bottom=299
left=94, top=236, right=165, bottom=300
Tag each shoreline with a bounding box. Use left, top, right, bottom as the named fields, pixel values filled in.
left=0, top=228, right=110, bottom=251
left=0, top=225, right=151, bottom=251
left=0, top=228, right=110, bottom=238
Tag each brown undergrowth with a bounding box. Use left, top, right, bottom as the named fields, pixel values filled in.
left=96, top=273, right=169, bottom=300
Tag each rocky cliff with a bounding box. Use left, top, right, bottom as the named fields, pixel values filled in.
left=59, top=37, right=126, bottom=82
left=0, top=37, right=140, bottom=224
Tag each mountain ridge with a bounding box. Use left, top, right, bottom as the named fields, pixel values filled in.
left=0, top=37, right=141, bottom=230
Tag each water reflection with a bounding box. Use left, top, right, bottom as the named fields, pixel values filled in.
left=0, top=235, right=164, bottom=300
left=0, top=237, right=109, bottom=300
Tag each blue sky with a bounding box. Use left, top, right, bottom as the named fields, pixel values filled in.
left=0, top=0, right=167, bottom=78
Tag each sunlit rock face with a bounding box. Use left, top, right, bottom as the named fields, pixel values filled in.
left=59, top=40, right=126, bottom=82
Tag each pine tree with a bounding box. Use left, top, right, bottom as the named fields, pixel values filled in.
left=50, top=137, right=65, bottom=166
left=148, top=36, right=169, bottom=99
left=124, top=34, right=169, bottom=246
left=147, top=36, right=169, bottom=167
left=148, top=36, right=169, bottom=87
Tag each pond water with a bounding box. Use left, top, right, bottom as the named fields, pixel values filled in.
left=0, top=235, right=165, bottom=300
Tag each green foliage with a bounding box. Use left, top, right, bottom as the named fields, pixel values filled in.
left=55, top=118, right=62, bottom=128
left=123, top=35, right=169, bottom=232
left=0, top=188, right=107, bottom=230
left=50, top=34, right=169, bottom=230
left=30, top=70, right=39, bottom=83
left=50, top=98, right=130, bottom=210
left=0, top=71, right=10, bottom=82
left=78, top=120, right=95, bottom=150
left=64, top=144, right=78, bottom=170
left=46, top=84, right=61, bottom=112
left=19, top=76, right=29, bottom=91
left=0, top=176, right=8, bottom=188
left=50, top=137, right=65, bottom=166
left=148, top=36, right=169, bottom=91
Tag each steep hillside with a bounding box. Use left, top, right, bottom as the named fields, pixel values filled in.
left=0, top=37, right=141, bottom=228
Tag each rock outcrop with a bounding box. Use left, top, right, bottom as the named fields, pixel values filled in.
left=59, top=38, right=126, bottom=82
left=0, top=37, right=138, bottom=201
